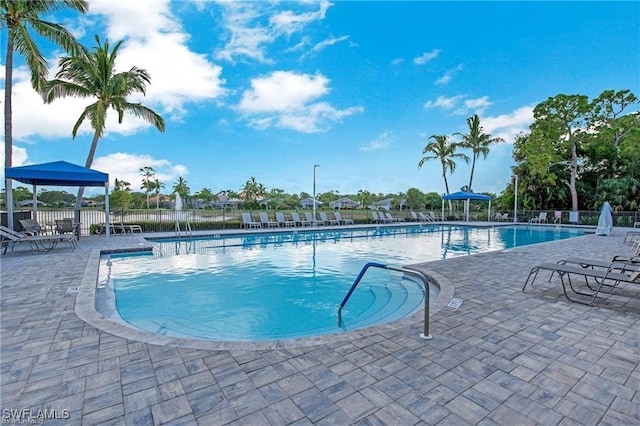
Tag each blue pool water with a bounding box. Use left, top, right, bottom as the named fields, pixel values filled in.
left=100, top=224, right=586, bottom=341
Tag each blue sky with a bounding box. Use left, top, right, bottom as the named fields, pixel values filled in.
left=2, top=0, right=639, bottom=198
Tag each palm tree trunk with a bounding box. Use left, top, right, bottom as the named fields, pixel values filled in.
left=74, top=131, right=101, bottom=211
left=468, top=155, right=477, bottom=191
left=443, top=172, right=452, bottom=213
left=4, top=35, right=14, bottom=219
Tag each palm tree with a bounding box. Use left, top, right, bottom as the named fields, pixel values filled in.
left=41, top=35, right=166, bottom=210
left=418, top=134, right=469, bottom=212
left=139, top=166, right=156, bottom=209
left=455, top=114, right=504, bottom=192
left=2, top=0, right=88, bottom=221
left=172, top=176, right=190, bottom=200
left=153, top=178, right=165, bottom=209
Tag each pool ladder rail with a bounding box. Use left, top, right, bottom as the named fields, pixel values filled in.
left=338, top=262, right=433, bottom=340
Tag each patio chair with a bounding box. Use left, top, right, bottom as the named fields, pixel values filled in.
left=409, top=211, right=420, bottom=221
left=530, top=212, right=548, bottom=223
left=522, top=260, right=640, bottom=305
left=259, top=212, right=278, bottom=228
left=18, top=218, right=47, bottom=235
left=241, top=213, right=261, bottom=229
left=428, top=211, right=442, bottom=221
left=275, top=212, right=295, bottom=228
left=0, top=226, right=76, bottom=254
left=418, top=212, right=433, bottom=222
left=305, top=212, right=322, bottom=226
left=333, top=212, right=354, bottom=225
left=291, top=212, right=312, bottom=227
left=55, top=218, right=80, bottom=239
left=385, top=212, right=404, bottom=222
left=320, top=212, right=340, bottom=225
left=370, top=211, right=381, bottom=223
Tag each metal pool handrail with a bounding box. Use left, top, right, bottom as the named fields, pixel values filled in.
left=338, top=261, right=432, bottom=340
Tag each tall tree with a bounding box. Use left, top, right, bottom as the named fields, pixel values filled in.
left=418, top=134, right=469, bottom=211
left=172, top=176, right=190, bottom=200
left=41, top=35, right=165, bottom=210
left=1, top=0, right=88, bottom=221
left=153, top=178, right=164, bottom=209
left=139, top=166, right=156, bottom=209
left=531, top=94, right=589, bottom=211
left=455, top=114, right=504, bottom=191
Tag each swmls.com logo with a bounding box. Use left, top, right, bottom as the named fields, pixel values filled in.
left=2, top=408, right=70, bottom=424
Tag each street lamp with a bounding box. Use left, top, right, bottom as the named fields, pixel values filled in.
left=512, top=175, right=518, bottom=223
left=313, top=165, right=320, bottom=223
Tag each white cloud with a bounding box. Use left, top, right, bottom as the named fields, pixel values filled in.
left=424, top=95, right=492, bottom=116
left=237, top=71, right=363, bottom=133
left=216, top=1, right=331, bottom=63
left=391, top=57, right=404, bottom=65
left=360, top=132, right=393, bottom=151
left=4, top=0, right=226, bottom=145
left=88, top=0, right=227, bottom=117
left=481, top=106, right=534, bottom=143
left=435, top=64, right=464, bottom=85
left=424, top=95, right=463, bottom=110
left=413, top=49, right=441, bottom=65
left=92, top=152, right=187, bottom=191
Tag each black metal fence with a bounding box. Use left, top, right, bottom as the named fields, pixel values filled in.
left=11, top=207, right=640, bottom=235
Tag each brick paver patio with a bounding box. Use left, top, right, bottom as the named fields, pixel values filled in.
left=1, top=224, right=639, bottom=425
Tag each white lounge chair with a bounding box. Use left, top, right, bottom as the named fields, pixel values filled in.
left=259, top=212, right=278, bottom=228
left=410, top=211, right=419, bottom=221
left=418, top=212, right=434, bottom=222
left=428, top=211, right=442, bottom=221
left=241, top=213, right=261, bottom=229
left=275, top=212, right=295, bottom=227
left=531, top=212, right=548, bottom=223
left=334, top=212, right=354, bottom=225
left=385, top=212, right=405, bottom=222
left=320, top=212, right=340, bottom=225
left=291, top=212, right=312, bottom=227
left=305, top=212, right=322, bottom=226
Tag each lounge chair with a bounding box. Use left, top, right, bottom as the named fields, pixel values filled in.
left=275, top=212, right=295, bottom=227
left=417, top=212, right=433, bottom=222
left=530, top=212, right=548, bottom=223
left=0, top=226, right=76, bottom=254
left=241, top=213, right=261, bottom=229
left=428, top=211, right=442, bottom=221
left=18, top=218, right=47, bottom=235
left=385, top=212, right=405, bottom=222
left=320, top=212, right=340, bottom=225
left=259, top=212, right=278, bottom=228
left=55, top=219, right=80, bottom=239
left=305, top=212, right=322, bottom=226
left=523, top=260, right=640, bottom=305
left=410, top=211, right=420, bottom=221
left=291, top=212, right=312, bottom=227
left=370, top=211, right=381, bottom=223
left=333, top=212, right=354, bottom=225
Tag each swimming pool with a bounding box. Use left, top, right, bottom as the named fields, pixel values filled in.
left=98, top=224, right=586, bottom=342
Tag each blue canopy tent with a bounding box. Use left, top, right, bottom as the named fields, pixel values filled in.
left=5, top=161, right=111, bottom=237
left=441, top=191, right=492, bottom=221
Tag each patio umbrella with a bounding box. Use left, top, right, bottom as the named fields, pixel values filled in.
left=595, top=201, right=613, bottom=236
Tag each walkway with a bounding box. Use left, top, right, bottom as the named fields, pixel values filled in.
left=1, top=225, right=639, bottom=425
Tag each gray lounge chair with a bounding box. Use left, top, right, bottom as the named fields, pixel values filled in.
left=334, top=212, right=354, bottom=225
left=523, top=260, right=640, bottom=305
left=320, top=212, right=339, bottom=225
left=0, top=226, right=76, bottom=254
left=259, top=212, right=278, bottom=228
left=291, top=212, right=311, bottom=227
left=275, top=212, right=295, bottom=227
left=241, top=213, right=260, bottom=229
left=305, top=212, right=322, bottom=226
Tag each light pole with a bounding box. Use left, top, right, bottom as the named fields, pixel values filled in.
left=512, top=175, right=518, bottom=223
left=313, top=165, right=320, bottom=222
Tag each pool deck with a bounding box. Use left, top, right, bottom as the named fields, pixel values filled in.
left=2, top=223, right=640, bottom=425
